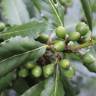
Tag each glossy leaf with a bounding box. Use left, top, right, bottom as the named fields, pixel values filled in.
left=1, top=0, right=30, bottom=25
left=80, top=0, right=92, bottom=30
left=0, top=19, right=48, bottom=40
left=0, top=37, right=46, bottom=78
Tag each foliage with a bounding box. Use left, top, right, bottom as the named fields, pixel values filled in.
left=0, top=0, right=96, bottom=96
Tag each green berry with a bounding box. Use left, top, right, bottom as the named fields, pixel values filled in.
left=60, top=59, right=70, bottom=69
left=31, top=66, right=42, bottom=78
left=76, top=22, right=89, bottom=36
left=63, top=67, right=75, bottom=79
left=69, top=32, right=80, bottom=41
left=25, top=62, right=35, bottom=69
left=18, top=68, right=28, bottom=78
left=43, top=64, right=54, bottom=78
left=55, top=26, right=66, bottom=39
left=37, top=34, right=49, bottom=43
left=83, top=53, right=95, bottom=64
left=54, top=40, right=65, bottom=52
left=0, top=22, right=5, bottom=31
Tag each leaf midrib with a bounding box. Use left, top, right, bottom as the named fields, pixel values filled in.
left=0, top=45, right=47, bottom=64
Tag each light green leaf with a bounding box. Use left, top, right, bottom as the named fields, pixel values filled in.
left=21, top=81, right=44, bottom=96
left=1, top=0, right=30, bottom=25
left=0, top=19, right=48, bottom=40
left=0, top=37, right=46, bottom=78
left=80, top=0, right=92, bottom=30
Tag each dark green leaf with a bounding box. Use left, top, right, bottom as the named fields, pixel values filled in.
left=1, top=0, right=30, bottom=25
left=21, top=81, right=44, bottom=96
left=80, top=0, right=92, bottom=30
left=0, top=72, right=16, bottom=90
left=13, top=79, right=29, bottom=95
left=0, top=19, right=48, bottom=40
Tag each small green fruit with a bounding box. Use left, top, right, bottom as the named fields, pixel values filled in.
left=54, top=40, right=65, bottom=52
left=60, top=59, right=70, bottom=69
left=25, top=62, right=35, bottom=69
left=31, top=66, right=42, bottom=78
left=43, top=64, right=54, bottom=78
left=83, top=53, right=95, bottom=64
left=0, top=22, right=5, bottom=31
left=69, top=32, right=80, bottom=41
left=63, top=67, right=75, bottom=79
left=37, top=34, right=49, bottom=43
left=76, top=22, right=89, bottom=36
left=55, top=26, right=66, bottom=39
left=18, top=68, right=28, bottom=78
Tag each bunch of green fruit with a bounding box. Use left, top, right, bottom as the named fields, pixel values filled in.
left=18, top=61, right=55, bottom=78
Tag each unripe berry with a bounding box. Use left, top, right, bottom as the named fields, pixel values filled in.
left=31, top=66, right=42, bottom=78
left=83, top=53, right=95, bottom=64
left=55, top=26, right=66, bottom=39
left=25, top=62, right=35, bottom=69
left=63, top=67, right=75, bottom=79
left=18, top=68, right=28, bottom=78
left=0, top=22, right=5, bottom=31
left=43, top=64, right=54, bottom=78
left=69, top=32, right=80, bottom=41
left=76, top=22, right=89, bottom=36
left=54, top=40, right=65, bottom=52
left=59, top=59, right=70, bottom=69
left=37, top=34, right=49, bottom=43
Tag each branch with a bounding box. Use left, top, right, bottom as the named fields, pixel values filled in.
left=69, top=39, right=96, bottom=51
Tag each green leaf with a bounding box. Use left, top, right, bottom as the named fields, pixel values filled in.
left=1, top=0, right=30, bottom=25
left=0, top=37, right=46, bottom=78
left=0, top=19, right=48, bottom=40
left=41, top=66, right=65, bottom=96
left=0, top=72, right=16, bottom=90
left=23, top=0, right=35, bottom=18
left=80, top=0, right=92, bottom=30
left=32, top=0, right=64, bottom=26
left=21, top=81, right=44, bottom=96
